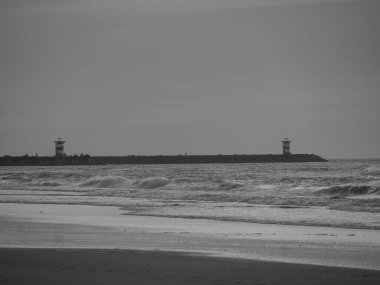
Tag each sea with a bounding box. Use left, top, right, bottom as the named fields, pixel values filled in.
left=0, top=159, right=379, bottom=230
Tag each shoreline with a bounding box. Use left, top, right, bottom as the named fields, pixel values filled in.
left=0, top=198, right=378, bottom=230
left=1, top=203, right=379, bottom=271
left=1, top=248, right=379, bottom=285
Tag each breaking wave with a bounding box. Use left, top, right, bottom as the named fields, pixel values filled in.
left=77, top=175, right=241, bottom=191
left=79, top=176, right=131, bottom=188
left=315, top=185, right=380, bottom=196
left=133, top=177, right=172, bottom=189
left=363, top=166, right=380, bottom=176
left=78, top=176, right=173, bottom=189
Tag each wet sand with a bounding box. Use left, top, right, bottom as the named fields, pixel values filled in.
left=0, top=203, right=379, bottom=284
left=1, top=203, right=380, bottom=269
left=1, top=248, right=379, bottom=285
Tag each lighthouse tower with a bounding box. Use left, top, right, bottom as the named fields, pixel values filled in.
left=281, top=138, right=291, bottom=155
left=54, top=138, right=66, bottom=157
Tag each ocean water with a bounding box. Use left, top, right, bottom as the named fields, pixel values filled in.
left=0, top=159, right=379, bottom=229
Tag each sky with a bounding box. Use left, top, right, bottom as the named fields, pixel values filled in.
left=1, top=0, right=379, bottom=159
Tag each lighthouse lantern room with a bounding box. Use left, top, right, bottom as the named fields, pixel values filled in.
left=281, top=138, right=291, bottom=155
left=54, top=138, right=66, bottom=157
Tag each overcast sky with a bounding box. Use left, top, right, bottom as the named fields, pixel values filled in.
left=1, top=0, right=379, bottom=158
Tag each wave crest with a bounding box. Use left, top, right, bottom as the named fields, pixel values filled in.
left=79, top=176, right=131, bottom=188
left=133, top=177, right=172, bottom=189
left=78, top=175, right=241, bottom=191
left=363, top=166, right=380, bottom=176
left=79, top=176, right=172, bottom=189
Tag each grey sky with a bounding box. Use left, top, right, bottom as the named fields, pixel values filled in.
left=1, top=0, right=379, bottom=158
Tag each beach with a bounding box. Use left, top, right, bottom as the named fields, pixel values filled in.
left=2, top=248, right=379, bottom=285
left=1, top=203, right=380, bottom=284
left=0, top=161, right=379, bottom=283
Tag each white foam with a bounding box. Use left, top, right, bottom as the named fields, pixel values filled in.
left=363, top=166, right=380, bottom=176
left=79, top=176, right=131, bottom=188
left=134, top=177, right=172, bottom=189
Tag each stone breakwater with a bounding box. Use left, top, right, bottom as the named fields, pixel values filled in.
left=0, top=154, right=327, bottom=166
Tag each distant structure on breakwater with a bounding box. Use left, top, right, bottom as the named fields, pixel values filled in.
left=0, top=138, right=328, bottom=166
left=54, top=138, right=66, bottom=157
left=281, top=138, right=291, bottom=155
